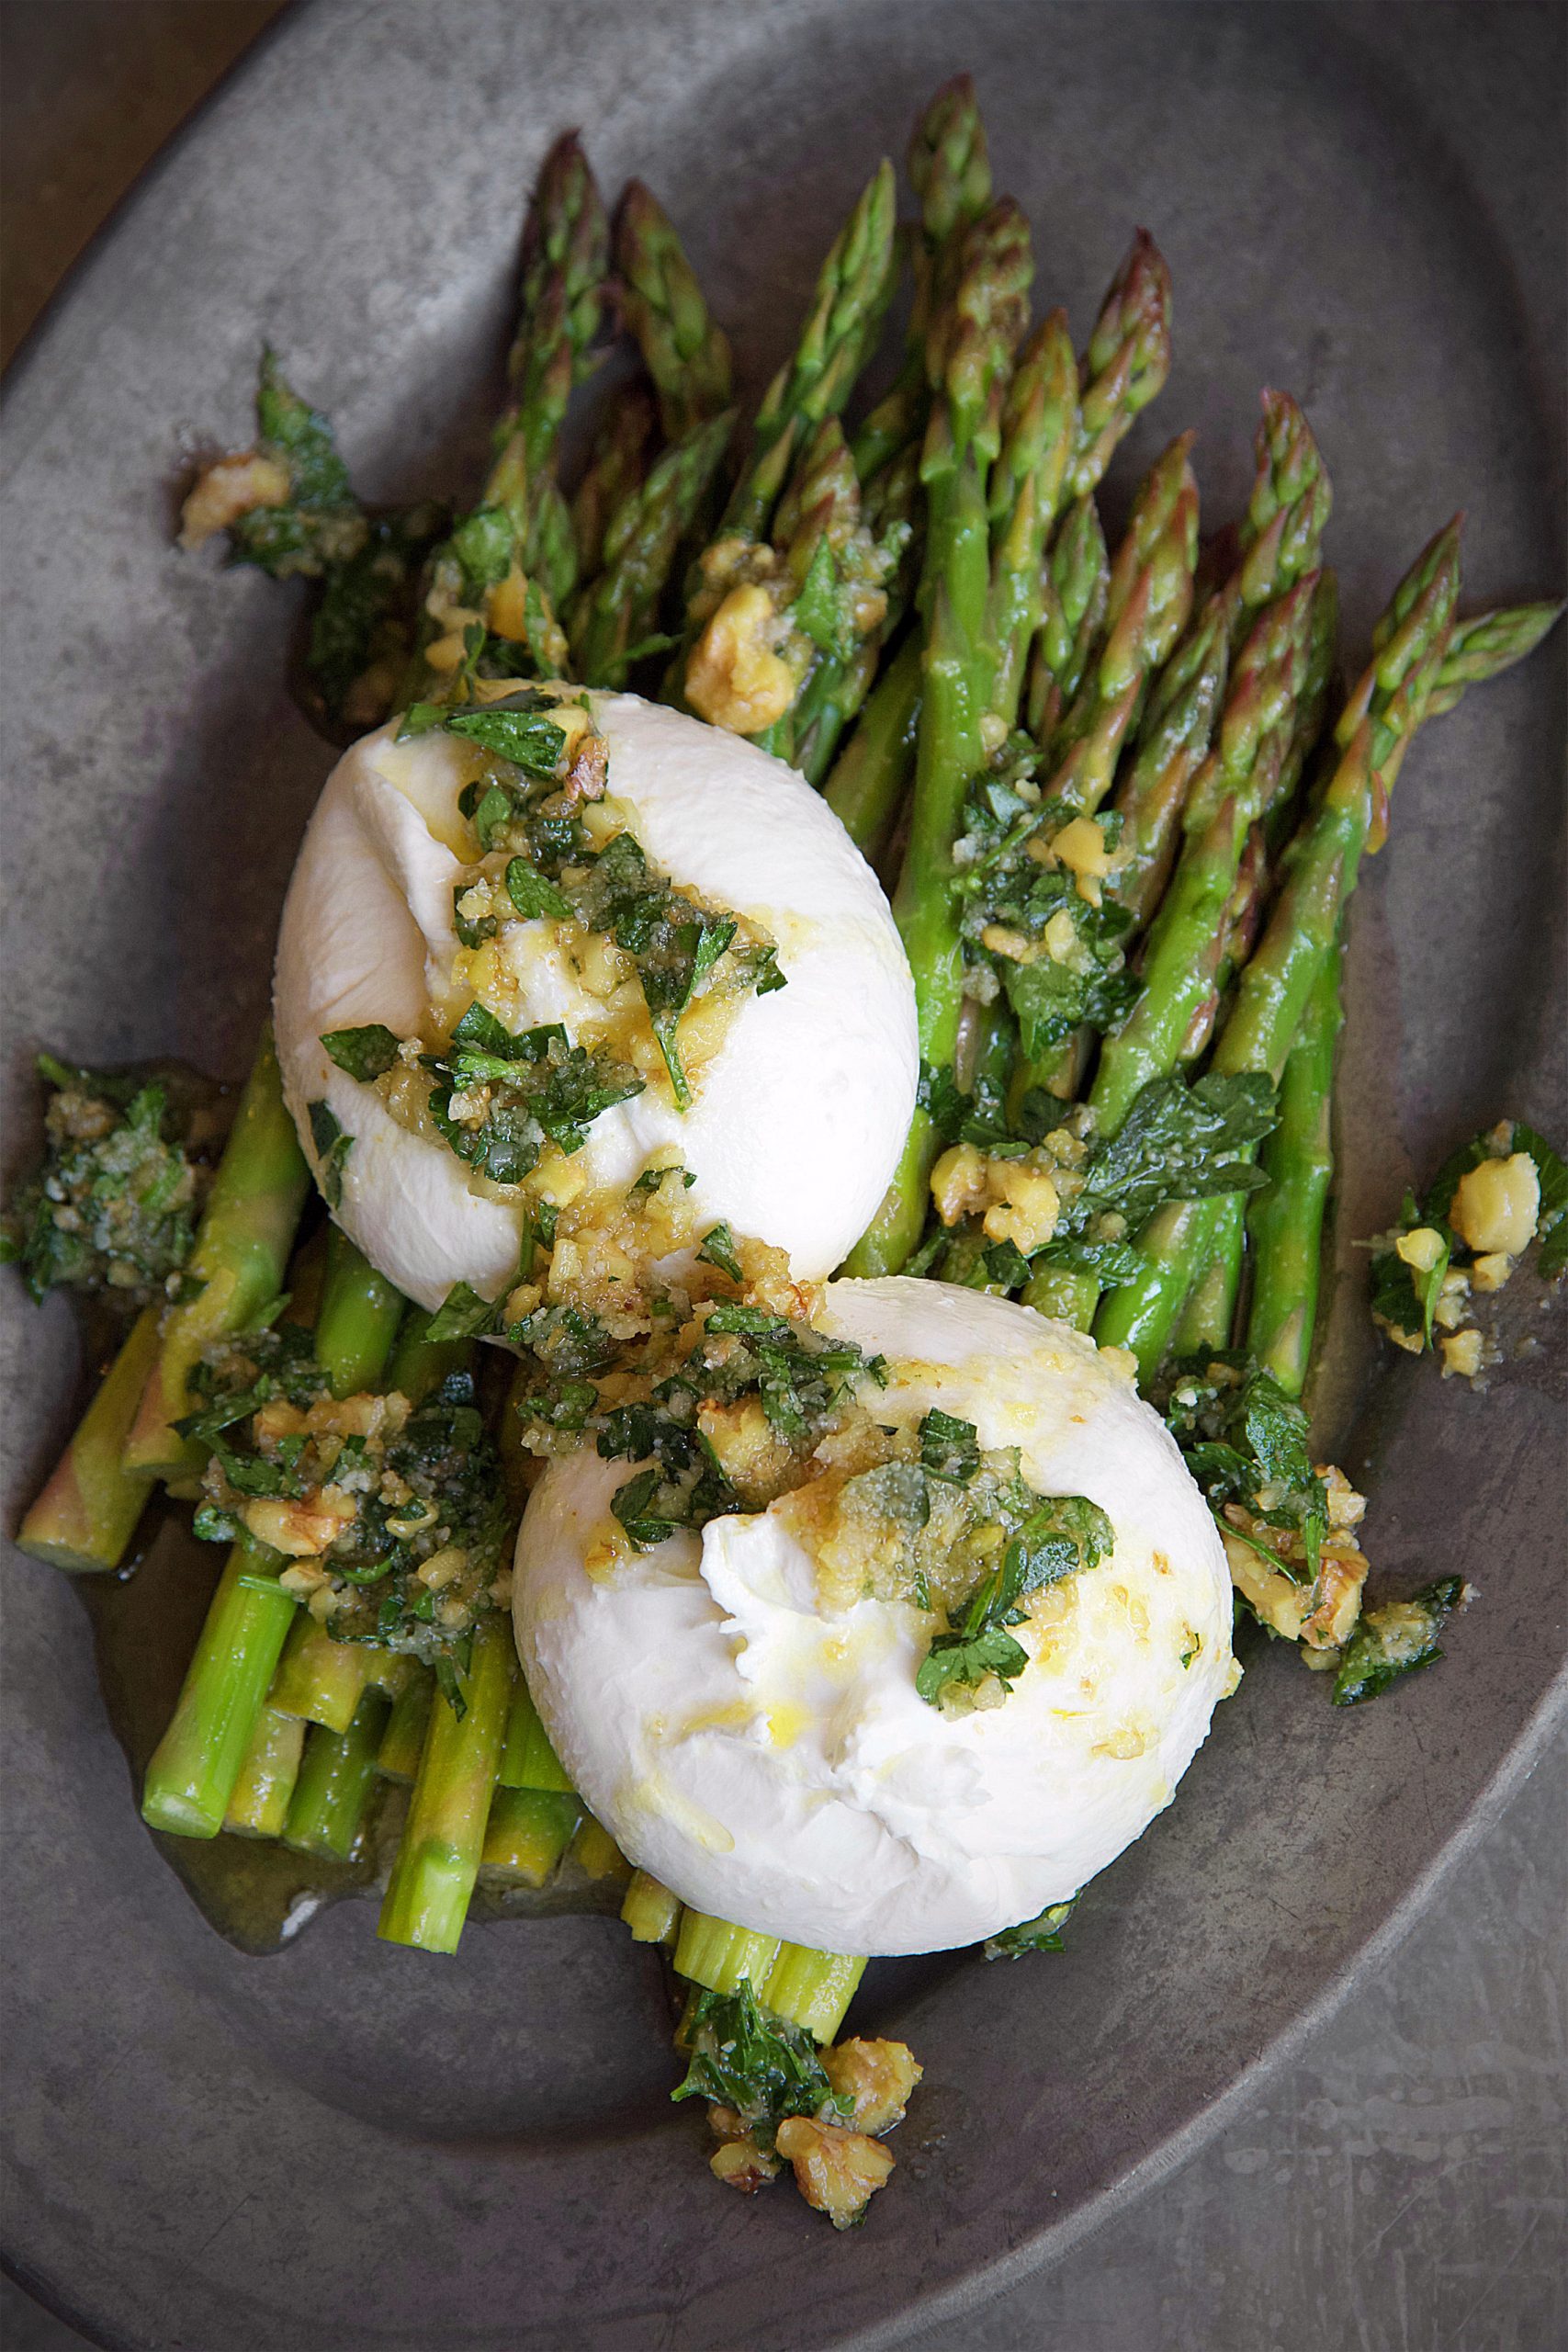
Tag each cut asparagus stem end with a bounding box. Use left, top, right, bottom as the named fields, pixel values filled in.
left=480, top=1787, right=582, bottom=1885
left=673, top=1909, right=782, bottom=1994
left=621, top=1869, right=682, bottom=1945
left=570, top=1815, right=633, bottom=1884
left=283, top=1690, right=389, bottom=1861
left=223, top=1702, right=306, bottom=1840
left=377, top=1613, right=513, bottom=1953
left=761, top=1945, right=868, bottom=2043
left=17, top=1305, right=161, bottom=1572
left=141, top=1548, right=299, bottom=1838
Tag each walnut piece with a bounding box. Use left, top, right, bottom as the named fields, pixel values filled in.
left=774, top=2117, right=897, bottom=2230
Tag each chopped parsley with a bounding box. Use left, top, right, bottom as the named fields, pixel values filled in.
left=671, top=1982, right=850, bottom=2150
left=1158, top=1352, right=1327, bottom=1585
left=1, top=1055, right=213, bottom=1307
left=307, top=1099, right=352, bottom=1208
left=916, top=1486, right=1114, bottom=1708
left=1331, top=1576, right=1465, bottom=1706
left=984, top=1894, right=1077, bottom=1962
left=421, top=1003, right=643, bottom=1185
left=953, top=758, right=1137, bottom=1058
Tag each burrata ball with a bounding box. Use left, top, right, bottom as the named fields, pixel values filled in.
left=273, top=692, right=917, bottom=1310
left=513, top=1278, right=1236, bottom=1956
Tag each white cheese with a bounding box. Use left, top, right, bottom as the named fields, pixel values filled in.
left=273, top=694, right=918, bottom=1307
left=513, top=1279, right=1236, bottom=1956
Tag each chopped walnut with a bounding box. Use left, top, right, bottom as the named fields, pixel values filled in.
left=821, top=2038, right=922, bottom=2135
left=178, top=451, right=291, bottom=548
left=774, top=2117, right=896, bottom=2229
left=709, top=2136, right=780, bottom=2193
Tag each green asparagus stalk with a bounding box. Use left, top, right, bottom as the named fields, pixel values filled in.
left=1066, top=229, right=1174, bottom=500
left=507, top=131, right=614, bottom=490
left=265, top=1232, right=405, bottom=1731
left=1093, top=521, right=1463, bottom=1371
left=570, top=379, right=656, bottom=580
left=376, top=1666, right=434, bottom=1783
left=17, top=1305, right=162, bottom=1572
left=141, top=1544, right=299, bottom=1837
left=823, top=628, right=922, bottom=857
left=283, top=1690, right=389, bottom=1860
left=844, top=203, right=1032, bottom=1275
left=570, top=407, right=735, bottom=684
left=222, top=1702, right=306, bottom=1839
left=1044, top=432, right=1201, bottom=808
left=378, top=1612, right=514, bottom=1952
left=123, top=1030, right=310, bottom=1480
left=724, top=160, right=898, bottom=542
left=983, top=309, right=1078, bottom=726
left=761, top=1945, right=867, bottom=2042
left=1424, top=597, right=1564, bottom=717
left=1113, top=391, right=1332, bottom=922
left=313, top=1227, right=403, bottom=1399
left=385, top=1308, right=474, bottom=1406
left=1090, top=572, right=1320, bottom=1133
left=405, top=134, right=610, bottom=699
left=570, top=1814, right=633, bottom=1883
left=621, top=1869, right=682, bottom=1944
left=498, top=1673, right=574, bottom=1792
left=481, top=1787, right=582, bottom=1884
left=852, top=73, right=993, bottom=483
left=1245, top=931, right=1344, bottom=1392
left=1024, top=493, right=1111, bottom=745
left=614, top=181, right=734, bottom=437
left=674, top=1908, right=782, bottom=1995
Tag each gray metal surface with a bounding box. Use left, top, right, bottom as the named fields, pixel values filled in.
left=1, top=4, right=1563, bottom=2348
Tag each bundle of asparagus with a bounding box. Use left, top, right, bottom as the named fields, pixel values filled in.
left=6, top=73, right=1563, bottom=2228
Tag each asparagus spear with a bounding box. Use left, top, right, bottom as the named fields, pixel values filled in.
left=723, top=159, right=898, bottom=543
left=823, top=628, right=922, bottom=856
left=622, top=1869, right=682, bottom=1944
left=852, top=73, right=994, bottom=484
left=1113, top=391, right=1332, bottom=922
left=16, top=1305, right=161, bottom=1572
left=378, top=1611, right=514, bottom=1952
left=983, top=309, right=1078, bottom=727
left=313, top=1226, right=403, bottom=1399
left=570, top=407, right=736, bottom=685
left=1425, top=597, right=1564, bottom=718
left=267, top=1235, right=408, bottom=1732
left=1043, top=431, right=1201, bottom=808
left=122, top=1030, right=310, bottom=1481
left=1066, top=230, right=1174, bottom=500
left=1092, top=520, right=1463, bottom=1371
left=481, top=1788, right=582, bottom=1884
left=1245, top=932, right=1344, bottom=1393
left=1024, top=493, right=1111, bottom=746
left=846, top=202, right=1033, bottom=1275
left=1090, top=572, right=1320, bottom=1134
left=141, top=1544, right=299, bottom=1837
left=614, top=181, right=734, bottom=437
left=376, top=1666, right=434, bottom=1784
left=223, top=1702, right=306, bottom=1839
left=405, top=133, right=610, bottom=700
left=570, top=380, right=657, bottom=580
left=283, top=1690, right=389, bottom=1861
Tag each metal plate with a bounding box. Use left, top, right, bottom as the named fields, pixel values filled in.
left=2, top=3, right=1562, bottom=2346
